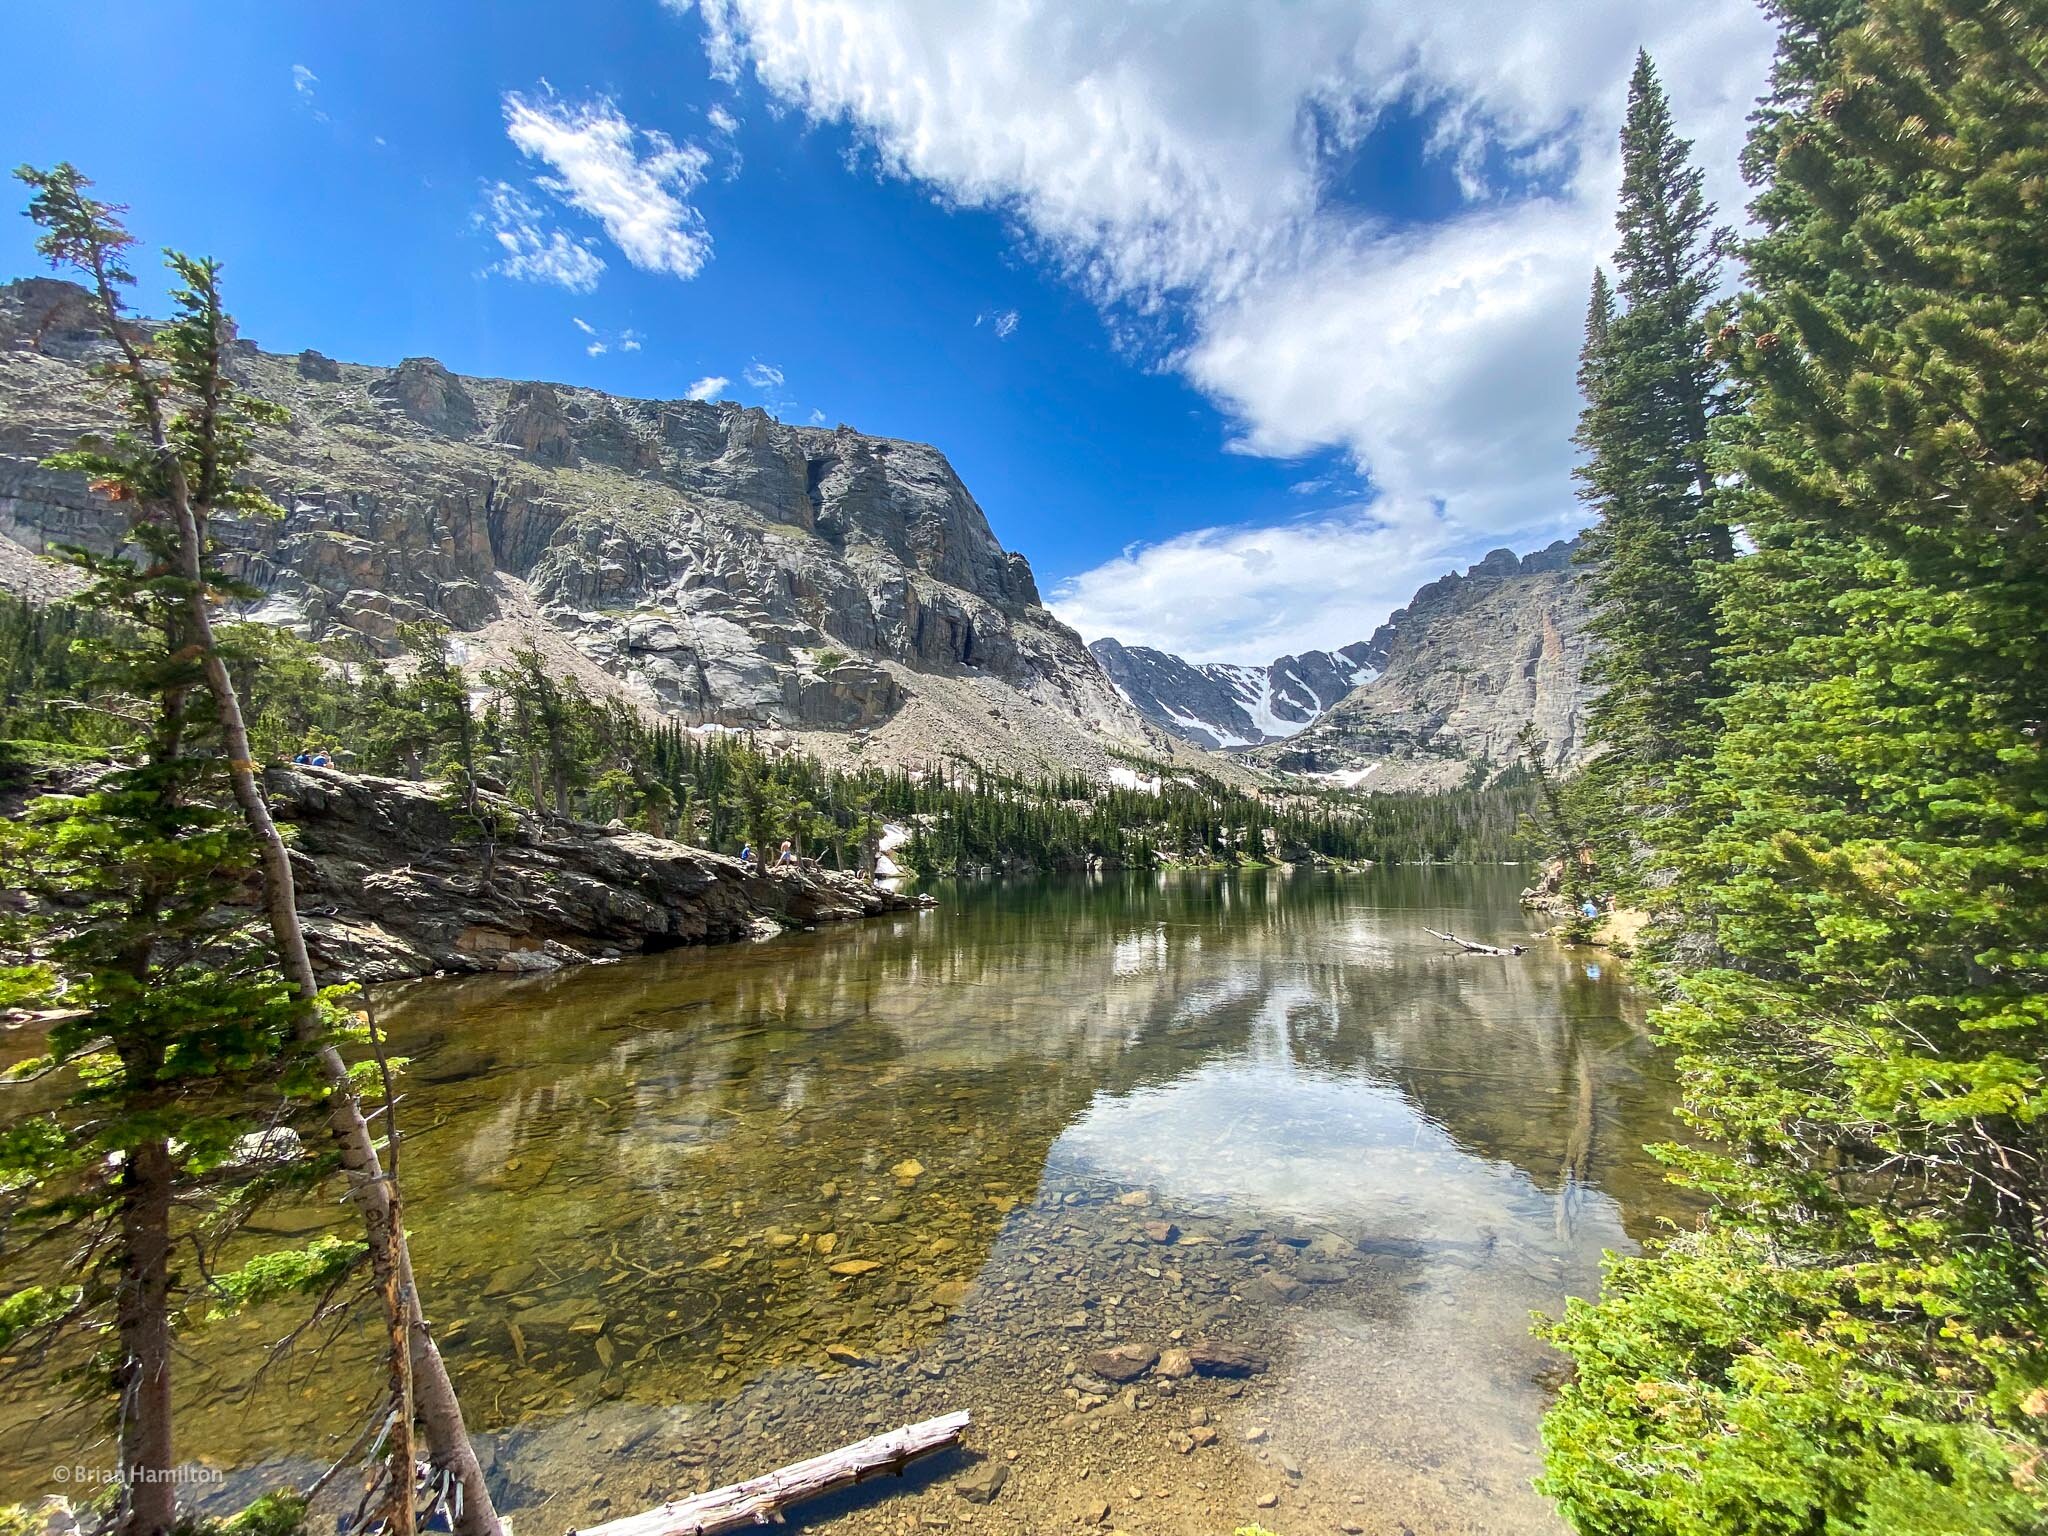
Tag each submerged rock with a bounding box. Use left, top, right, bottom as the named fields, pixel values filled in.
left=1185, top=1342, right=1269, bottom=1378
left=953, top=1460, right=1008, bottom=1504
left=1085, top=1343, right=1160, bottom=1383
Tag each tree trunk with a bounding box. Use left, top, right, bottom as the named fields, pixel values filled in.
left=170, top=516, right=502, bottom=1536
left=115, top=1137, right=176, bottom=1536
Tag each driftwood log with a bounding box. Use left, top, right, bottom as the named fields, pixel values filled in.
left=1424, top=927, right=1528, bottom=957
left=569, top=1411, right=972, bottom=1536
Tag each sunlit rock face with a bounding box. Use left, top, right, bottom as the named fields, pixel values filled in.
left=1089, top=539, right=1594, bottom=786
left=0, top=278, right=1152, bottom=769
left=1250, top=539, right=1595, bottom=792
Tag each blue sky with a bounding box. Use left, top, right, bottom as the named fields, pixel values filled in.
left=2, top=1, right=1775, bottom=662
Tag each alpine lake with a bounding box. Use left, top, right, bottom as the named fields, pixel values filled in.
left=0, top=867, right=1693, bottom=1536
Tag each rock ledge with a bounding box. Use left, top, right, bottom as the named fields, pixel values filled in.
left=267, top=765, right=926, bottom=983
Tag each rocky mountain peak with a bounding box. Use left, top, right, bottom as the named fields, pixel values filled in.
left=1091, top=537, right=1593, bottom=788
left=369, top=356, right=480, bottom=436
left=1249, top=537, right=1593, bottom=791
left=0, top=276, right=1164, bottom=783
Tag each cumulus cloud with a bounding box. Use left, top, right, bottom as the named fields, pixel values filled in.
left=707, top=104, right=740, bottom=135
left=480, top=181, right=607, bottom=293
left=502, top=91, right=715, bottom=280
left=1051, top=502, right=1536, bottom=662
left=682, top=0, right=1776, bottom=649
left=685, top=374, right=729, bottom=401
left=742, top=359, right=785, bottom=388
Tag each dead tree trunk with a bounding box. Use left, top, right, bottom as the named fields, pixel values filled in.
left=574, top=1412, right=971, bottom=1536
left=182, top=574, right=501, bottom=1536
left=1423, top=927, right=1528, bottom=956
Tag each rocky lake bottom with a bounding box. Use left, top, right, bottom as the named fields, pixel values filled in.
left=0, top=868, right=1687, bottom=1536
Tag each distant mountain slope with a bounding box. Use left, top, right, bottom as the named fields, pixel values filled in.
left=1086, top=636, right=1380, bottom=749
left=1251, top=539, right=1594, bottom=792
left=0, top=276, right=1190, bottom=785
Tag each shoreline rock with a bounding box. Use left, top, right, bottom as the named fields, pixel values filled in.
left=265, top=765, right=929, bottom=983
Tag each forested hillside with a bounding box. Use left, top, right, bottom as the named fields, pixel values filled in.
left=1, top=595, right=1537, bottom=873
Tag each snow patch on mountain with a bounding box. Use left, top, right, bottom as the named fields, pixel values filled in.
left=1086, top=634, right=1385, bottom=750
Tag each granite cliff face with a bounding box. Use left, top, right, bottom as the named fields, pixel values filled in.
left=1250, top=539, right=1594, bottom=792
left=0, top=278, right=1159, bottom=780
left=1087, top=637, right=1380, bottom=750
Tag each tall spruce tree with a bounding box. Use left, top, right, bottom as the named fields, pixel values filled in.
left=1573, top=53, right=1736, bottom=886
left=18, top=164, right=503, bottom=1536
left=1542, top=4, right=2048, bottom=1532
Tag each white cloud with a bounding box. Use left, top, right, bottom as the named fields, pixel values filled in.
left=290, top=63, right=330, bottom=123
left=1052, top=500, right=1571, bottom=662
left=809, top=408, right=828, bottom=425
left=992, top=309, right=1019, bottom=340
left=685, top=374, right=729, bottom=401
left=574, top=319, right=646, bottom=358
left=707, top=104, right=740, bottom=135
left=742, top=359, right=785, bottom=388
left=685, top=0, right=1775, bottom=648
left=502, top=91, right=715, bottom=280
left=480, top=181, right=607, bottom=292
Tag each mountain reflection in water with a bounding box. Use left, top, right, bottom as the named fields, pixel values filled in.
left=0, top=867, right=1688, bottom=1536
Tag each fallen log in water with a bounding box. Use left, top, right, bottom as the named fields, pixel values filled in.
left=569, top=1410, right=972, bottom=1536
left=1423, top=927, right=1527, bottom=957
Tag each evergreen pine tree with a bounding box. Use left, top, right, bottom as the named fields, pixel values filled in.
left=1573, top=52, right=1737, bottom=892
left=18, top=163, right=503, bottom=1536
left=1543, top=5, right=2048, bottom=1531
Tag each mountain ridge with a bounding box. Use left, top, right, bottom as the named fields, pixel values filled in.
left=1088, top=635, right=1382, bottom=750
left=0, top=275, right=1215, bottom=786
left=1250, top=537, right=1593, bottom=792
left=1089, top=537, right=1592, bottom=789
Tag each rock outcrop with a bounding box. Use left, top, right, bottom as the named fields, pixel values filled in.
left=1250, top=539, right=1594, bottom=792
left=265, top=766, right=924, bottom=983
left=0, top=278, right=1163, bottom=783
left=1088, top=636, right=1380, bottom=749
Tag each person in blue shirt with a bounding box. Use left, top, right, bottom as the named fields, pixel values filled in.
left=739, top=843, right=755, bottom=865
